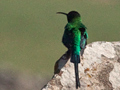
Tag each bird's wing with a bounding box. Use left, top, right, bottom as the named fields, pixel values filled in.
left=70, top=28, right=81, bottom=63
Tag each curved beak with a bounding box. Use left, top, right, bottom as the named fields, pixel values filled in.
left=56, top=12, right=67, bottom=16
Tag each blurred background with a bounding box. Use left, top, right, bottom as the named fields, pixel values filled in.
left=0, top=0, right=120, bottom=90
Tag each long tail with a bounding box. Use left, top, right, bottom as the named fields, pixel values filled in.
left=74, top=62, right=80, bottom=89
left=71, top=54, right=80, bottom=89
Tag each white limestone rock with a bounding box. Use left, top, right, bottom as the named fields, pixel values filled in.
left=41, top=41, right=120, bottom=90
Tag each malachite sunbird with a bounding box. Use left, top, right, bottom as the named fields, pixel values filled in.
left=57, top=11, right=88, bottom=89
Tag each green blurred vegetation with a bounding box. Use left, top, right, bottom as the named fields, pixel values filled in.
left=0, top=0, right=120, bottom=77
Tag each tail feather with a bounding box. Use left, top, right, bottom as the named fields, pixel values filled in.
left=71, top=54, right=80, bottom=89
left=74, top=63, right=80, bottom=89
left=71, top=54, right=80, bottom=63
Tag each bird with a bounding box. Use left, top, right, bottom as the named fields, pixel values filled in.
left=57, top=11, right=88, bottom=89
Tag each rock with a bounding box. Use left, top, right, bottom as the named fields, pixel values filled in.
left=41, top=41, right=120, bottom=90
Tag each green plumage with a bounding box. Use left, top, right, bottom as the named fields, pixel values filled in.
left=62, top=20, right=88, bottom=63
left=57, top=11, right=88, bottom=89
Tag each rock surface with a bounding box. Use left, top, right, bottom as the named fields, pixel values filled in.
left=42, top=41, right=120, bottom=90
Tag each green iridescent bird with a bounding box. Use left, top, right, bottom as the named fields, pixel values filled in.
left=57, top=11, right=88, bottom=89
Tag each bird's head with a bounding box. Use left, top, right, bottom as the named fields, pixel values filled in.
left=57, top=11, right=81, bottom=23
